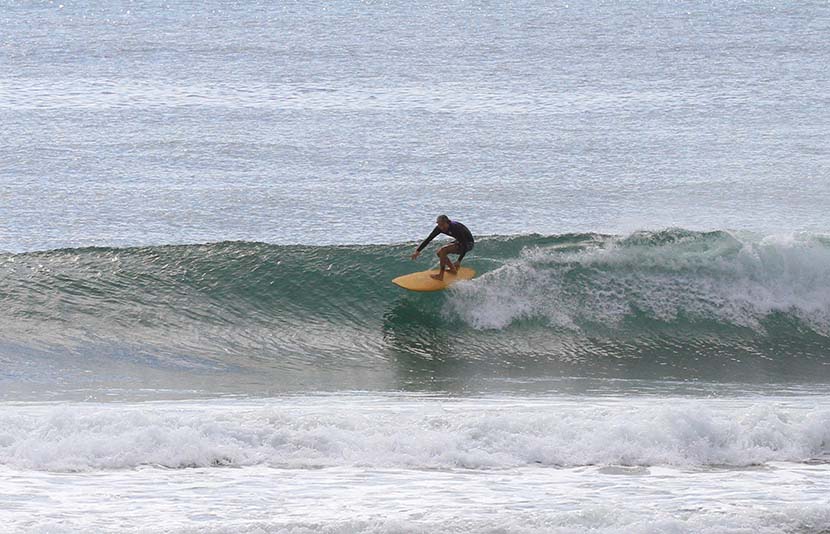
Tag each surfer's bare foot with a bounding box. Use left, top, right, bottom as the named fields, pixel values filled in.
left=430, top=273, right=444, bottom=281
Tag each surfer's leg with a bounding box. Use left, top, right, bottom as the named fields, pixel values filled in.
left=446, top=243, right=462, bottom=274
left=450, top=241, right=471, bottom=272
left=431, top=244, right=460, bottom=280
left=453, top=243, right=469, bottom=272
left=431, top=246, right=449, bottom=280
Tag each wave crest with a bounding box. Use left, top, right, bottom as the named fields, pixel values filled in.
left=449, top=229, right=830, bottom=333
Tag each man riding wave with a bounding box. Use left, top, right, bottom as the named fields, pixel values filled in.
left=411, top=215, right=474, bottom=281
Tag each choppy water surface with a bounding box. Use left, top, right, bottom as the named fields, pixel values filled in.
left=3, top=1, right=830, bottom=532
left=2, top=1, right=830, bottom=251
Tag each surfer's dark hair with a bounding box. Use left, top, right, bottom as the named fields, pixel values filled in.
left=436, top=214, right=450, bottom=224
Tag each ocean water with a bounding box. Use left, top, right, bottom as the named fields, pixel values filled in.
left=2, top=1, right=830, bottom=532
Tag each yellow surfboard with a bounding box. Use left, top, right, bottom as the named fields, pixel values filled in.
left=392, top=267, right=476, bottom=292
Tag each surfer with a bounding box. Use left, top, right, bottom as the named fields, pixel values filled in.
left=411, top=215, right=475, bottom=280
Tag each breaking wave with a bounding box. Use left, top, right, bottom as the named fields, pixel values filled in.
left=2, top=228, right=830, bottom=384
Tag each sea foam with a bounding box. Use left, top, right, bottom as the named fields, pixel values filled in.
left=449, top=230, right=830, bottom=332
left=1, top=396, right=827, bottom=472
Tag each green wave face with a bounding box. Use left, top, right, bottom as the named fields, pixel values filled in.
left=3, top=229, right=830, bottom=387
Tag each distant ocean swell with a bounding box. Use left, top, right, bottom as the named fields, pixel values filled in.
left=2, top=229, right=830, bottom=378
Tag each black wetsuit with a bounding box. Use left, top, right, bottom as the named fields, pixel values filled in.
left=416, top=220, right=475, bottom=261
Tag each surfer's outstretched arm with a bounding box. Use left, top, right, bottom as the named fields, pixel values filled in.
left=411, top=226, right=441, bottom=260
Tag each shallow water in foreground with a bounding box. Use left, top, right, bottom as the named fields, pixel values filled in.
left=2, top=393, right=830, bottom=533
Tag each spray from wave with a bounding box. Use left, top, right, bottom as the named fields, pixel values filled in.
left=449, top=229, right=830, bottom=333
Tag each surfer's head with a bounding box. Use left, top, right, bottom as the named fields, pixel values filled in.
left=436, top=214, right=450, bottom=231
